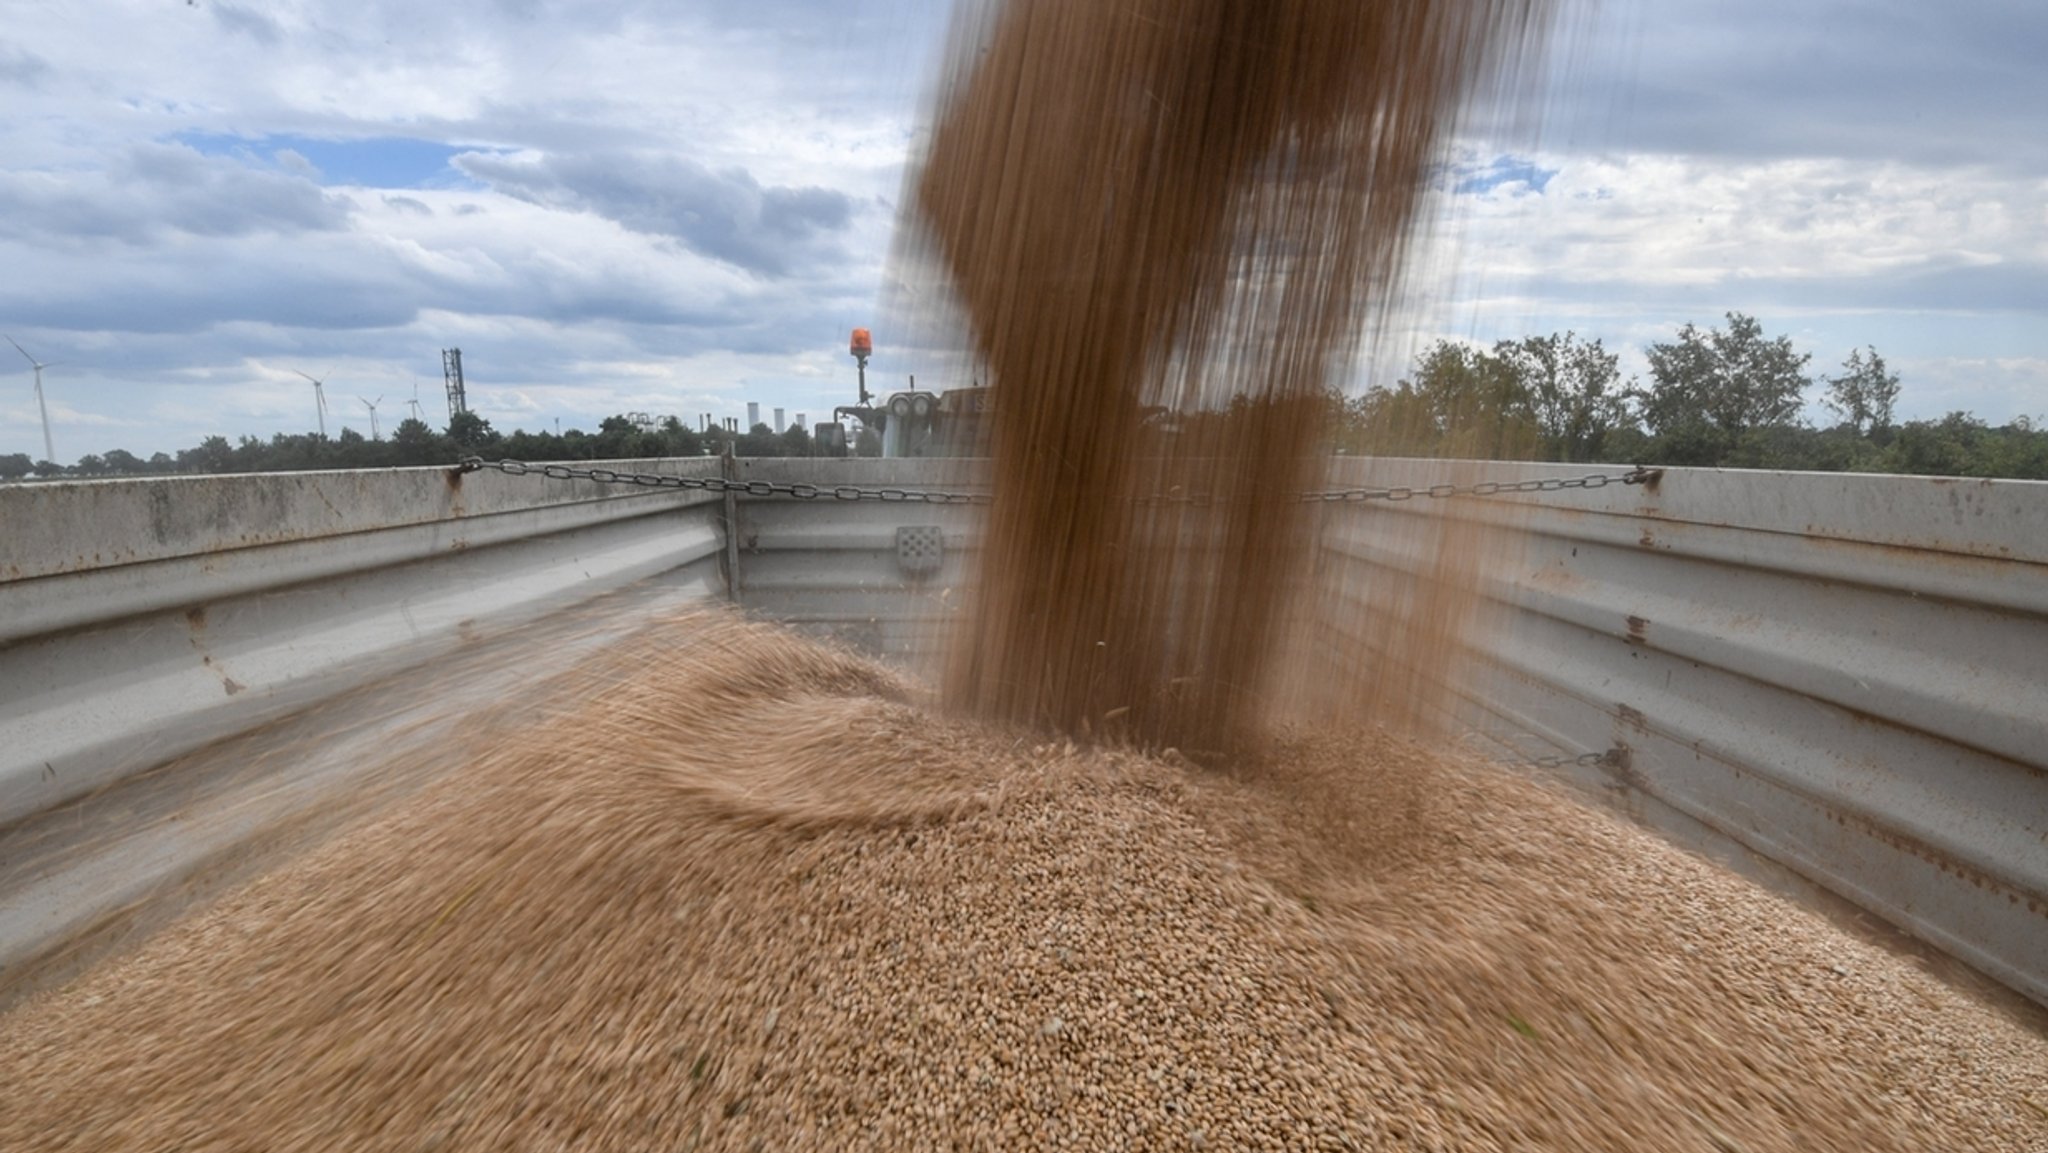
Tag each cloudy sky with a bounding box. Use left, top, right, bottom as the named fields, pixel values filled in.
left=2, top=0, right=2043, bottom=462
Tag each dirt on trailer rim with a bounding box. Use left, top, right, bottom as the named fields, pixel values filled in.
left=1, top=610, right=2042, bottom=1152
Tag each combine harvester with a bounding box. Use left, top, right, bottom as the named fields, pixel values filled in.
left=1, top=436, right=2043, bottom=1016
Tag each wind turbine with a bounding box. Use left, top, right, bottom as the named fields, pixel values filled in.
left=292, top=369, right=331, bottom=437
left=5, top=335, right=58, bottom=464
left=359, top=395, right=383, bottom=440
left=406, top=378, right=424, bottom=424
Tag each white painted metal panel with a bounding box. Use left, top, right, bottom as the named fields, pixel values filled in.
left=0, top=461, right=726, bottom=826
left=1313, top=458, right=2048, bottom=1008
left=726, top=456, right=984, bottom=664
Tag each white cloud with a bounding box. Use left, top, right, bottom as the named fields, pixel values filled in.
left=453, top=149, right=859, bottom=277
left=0, top=0, right=2042, bottom=460
left=1386, top=152, right=2048, bottom=422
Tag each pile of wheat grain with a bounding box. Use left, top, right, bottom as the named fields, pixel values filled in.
left=3, top=611, right=2041, bottom=1151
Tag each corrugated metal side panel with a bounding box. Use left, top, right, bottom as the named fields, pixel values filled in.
left=0, top=463, right=726, bottom=826
left=728, top=458, right=984, bottom=667
left=0, top=459, right=727, bottom=644
left=1313, top=458, right=2048, bottom=1008
left=0, top=458, right=724, bottom=581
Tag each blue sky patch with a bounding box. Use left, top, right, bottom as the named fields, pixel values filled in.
left=1454, top=156, right=1557, bottom=196
left=174, top=132, right=484, bottom=189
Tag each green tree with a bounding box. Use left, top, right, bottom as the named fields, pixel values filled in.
left=1821, top=345, right=1901, bottom=435
left=0, top=452, right=32, bottom=480
left=101, top=449, right=145, bottom=474
left=446, top=410, right=498, bottom=450
left=179, top=435, right=236, bottom=473
left=389, top=417, right=448, bottom=463
left=1395, top=339, right=1536, bottom=458
left=737, top=422, right=785, bottom=456
left=660, top=414, right=707, bottom=457
left=1882, top=411, right=1984, bottom=477
left=1335, top=382, right=1436, bottom=457
left=1639, top=312, right=1811, bottom=465
left=779, top=422, right=814, bottom=456
left=1492, top=331, right=1631, bottom=462
left=593, top=414, right=641, bottom=458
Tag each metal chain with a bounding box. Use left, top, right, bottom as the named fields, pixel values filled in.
left=1526, top=749, right=1624, bottom=770
left=457, top=457, right=994, bottom=505
left=458, top=457, right=1660, bottom=507
left=1300, top=466, right=1661, bottom=504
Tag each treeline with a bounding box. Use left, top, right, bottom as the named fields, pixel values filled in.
left=0, top=411, right=855, bottom=480
left=1330, top=312, right=2048, bottom=479
left=8, top=313, right=2045, bottom=481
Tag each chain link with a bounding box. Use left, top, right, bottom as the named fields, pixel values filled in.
left=458, top=457, right=994, bottom=505
left=1300, top=466, right=1660, bottom=504
left=1527, top=749, right=1624, bottom=770
left=459, top=457, right=1661, bottom=507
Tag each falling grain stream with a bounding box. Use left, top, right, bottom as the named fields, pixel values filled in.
left=4, top=1, right=2046, bottom=1149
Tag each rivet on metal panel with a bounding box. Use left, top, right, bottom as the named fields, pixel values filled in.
left=896, top=525, right=945, bottom=577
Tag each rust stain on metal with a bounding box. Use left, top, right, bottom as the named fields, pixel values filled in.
left=1523, top=564, right=1588, bottom=592
left=1725, top=611, right=1763, bottom=633
left=443, top=467, right=468, bottom=519
left=1624, top=615, right=1649, bottom=646
left=1605, top=743, right=1644, bottom=790
left=185, top=606, right=206, bottom=631
left=196, top=643, right=249, bottom=698
left=1798, top=515, right=2041, bottom=567
left=1615, top=703, right=1648, bottom=733
left=1836, top=695, right=2048, bottom=784
left=1825, top=806, right=2044, bottom=919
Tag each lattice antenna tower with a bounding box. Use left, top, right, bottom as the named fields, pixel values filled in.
left=442, top=348, right=468, bottom=422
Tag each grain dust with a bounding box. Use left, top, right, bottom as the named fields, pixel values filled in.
left=915, top=0, right=1550, bottom=752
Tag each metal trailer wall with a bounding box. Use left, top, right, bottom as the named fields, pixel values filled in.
left=1306, top=457, right=2048, bottom=1009
left=724, top=456, right=985, bottom=669
left=0, top=461, right=727, bottom=830
left=1, top=457, right=2043, bottom=1011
